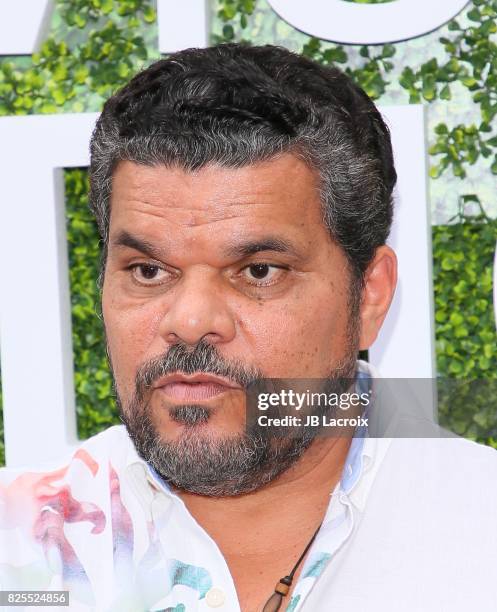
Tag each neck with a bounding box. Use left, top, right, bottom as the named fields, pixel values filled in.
left=171, top=435, right=352, bottom=557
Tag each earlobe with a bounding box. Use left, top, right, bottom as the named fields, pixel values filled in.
left=358, top=245, right=398, bottom=350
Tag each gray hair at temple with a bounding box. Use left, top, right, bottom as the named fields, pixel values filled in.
left=88, top=43, right=397, bottom=285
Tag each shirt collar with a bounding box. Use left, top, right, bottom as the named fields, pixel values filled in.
left=340, top=359, right=392, bottom=511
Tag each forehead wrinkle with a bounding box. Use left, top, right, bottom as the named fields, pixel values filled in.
left=114, top=192, right=263, bottom=225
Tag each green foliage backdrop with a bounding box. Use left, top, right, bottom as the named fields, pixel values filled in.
left=0, top=0, right=496, bottom=465
left=66, top=170, right=116, bottom=439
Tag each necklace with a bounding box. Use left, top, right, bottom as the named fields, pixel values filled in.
left=261, top=522, right=322, bottom=612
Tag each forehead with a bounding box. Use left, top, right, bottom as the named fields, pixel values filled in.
left=108, top=155, right=331, bottom=253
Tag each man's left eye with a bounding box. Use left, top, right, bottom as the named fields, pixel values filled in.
left=242, top=263, right=286, bottom=284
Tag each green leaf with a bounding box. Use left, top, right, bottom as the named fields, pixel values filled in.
left=461, top=76, right=479, bottom=88
left=143, top=5, right=156, bottom=23
left=449, top=312, right=464, bottom=326
left=101, top=0, right=113, bottom=13
left=52, top=88, right=67, bottom=105
left=467, top=8, right=481, bottom=21
left=440, top=84, right=452, bottom=100
left=449, top=361, right=463, bottom=374
left=74, top=13, right=87, bottom=28
left=53, top=63, right=68, bottom=82
left=430, top=165, right=443, bottom=179
left=74, top=65, right=89, bottom=84
left=381, top=44, right=395, bottom=58
left=117, top=62, right=130, bottom=78
left=222, top=24, right=235, bottom=40
left=422, top=74, right=436, bottom=101
left=434, top=123, right=449, bottom=135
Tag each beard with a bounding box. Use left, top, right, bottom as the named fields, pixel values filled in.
left=115, top=298, right=361, bottom=497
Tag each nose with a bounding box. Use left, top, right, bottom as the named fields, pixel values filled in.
left=158, top=268, right=237, bottom=346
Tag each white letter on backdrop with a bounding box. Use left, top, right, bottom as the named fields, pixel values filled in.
left=0, top=1, right=54, bottom=55
left=266, top=0, right=470, bottom=45
left=0, top=113, right=98, bottom=467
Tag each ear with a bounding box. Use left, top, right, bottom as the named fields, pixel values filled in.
left=359, top=245, right=397, bottom=350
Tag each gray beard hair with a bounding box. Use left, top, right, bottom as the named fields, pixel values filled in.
left=117, top=333, right=359, bottom=497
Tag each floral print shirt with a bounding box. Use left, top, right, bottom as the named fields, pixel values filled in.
left=0, top=362, right=386, bottom=611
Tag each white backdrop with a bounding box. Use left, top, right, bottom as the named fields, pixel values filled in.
left=0, top=0, right=456, bottom=466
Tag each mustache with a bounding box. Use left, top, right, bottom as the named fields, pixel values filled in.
left=134, top=339, right=263, bottom=400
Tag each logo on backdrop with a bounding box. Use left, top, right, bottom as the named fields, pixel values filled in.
left=266, top=0, right=470, bottom=45
left=0, top=0, right=471, bottom=54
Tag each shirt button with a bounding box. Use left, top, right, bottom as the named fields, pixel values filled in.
left=205, top=587, right=226, bottom=608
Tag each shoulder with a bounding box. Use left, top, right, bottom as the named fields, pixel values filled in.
left=0, top=425, right=138, bottom=586
left=386, top=434, right=497, bottom=469
left=0, top=425, right=137, bottom=540
left=0, top=424, right=133, bottom=488
left=379, top=434, right=497, bottom=503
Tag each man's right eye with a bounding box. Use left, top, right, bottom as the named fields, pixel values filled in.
left=129, top=263, right=170, bottom=285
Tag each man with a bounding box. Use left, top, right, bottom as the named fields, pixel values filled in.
left=1, top=43, right=496, bottom=612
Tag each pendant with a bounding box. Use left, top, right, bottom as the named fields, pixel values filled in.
left=262, top=577, right=291, bottom=612
left=262, top=591, right=284, bottom=612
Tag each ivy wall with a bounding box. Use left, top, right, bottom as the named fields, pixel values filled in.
left=0, top=0, right=496, bottom=465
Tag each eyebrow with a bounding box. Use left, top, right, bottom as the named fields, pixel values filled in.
left=111, top=231, right=164, bottom=260
left=223, top=237, right=301, bottom=259
left=111, top=230, right=302, bottom=261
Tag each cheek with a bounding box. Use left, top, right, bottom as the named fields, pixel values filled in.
left=243, top=282, right=351, bottom=378
left=103, top=294, right=163, bottom=396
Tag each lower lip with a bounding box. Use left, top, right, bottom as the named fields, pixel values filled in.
left=158, top=382, right=235, bottom=401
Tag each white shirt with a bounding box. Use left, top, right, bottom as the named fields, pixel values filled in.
left=1, top=367, right=497, bottom=611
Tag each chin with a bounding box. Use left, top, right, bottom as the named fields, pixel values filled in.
left=152, top=403, right=246, bottom=442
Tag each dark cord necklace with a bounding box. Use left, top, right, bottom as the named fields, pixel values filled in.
left=261, top=522, right=322, bottom=612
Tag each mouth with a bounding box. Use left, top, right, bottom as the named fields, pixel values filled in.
left=153, top=373, right=242, bottom=402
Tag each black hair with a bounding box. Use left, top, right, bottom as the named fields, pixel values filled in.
left=89, top=43, right=397, bottom=283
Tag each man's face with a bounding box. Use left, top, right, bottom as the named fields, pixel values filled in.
left=102, top=154, right=361, bottom=494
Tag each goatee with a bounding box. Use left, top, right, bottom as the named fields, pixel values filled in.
left=117, top=337, right=358, bottom=497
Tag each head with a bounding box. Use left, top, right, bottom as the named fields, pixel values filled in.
left=89, top=43, right=397, bottom=496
